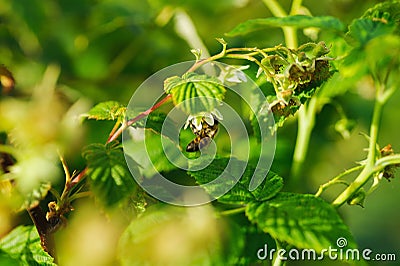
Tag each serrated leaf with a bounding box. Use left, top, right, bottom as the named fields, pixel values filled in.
left=164, top=73, right=226, bottom=114
left=85, top=101, right=125, bottom=121
left=362, top=0, right=400, bottom=34
left=246, top=192, right=356, bottom=253
left=346, top=0, right=400, bottom=48
left=226, top=15, right=345, bottom=37
left=82, top=143, right=139, bottom=207
left=0, top=225, right=57, bottom=266
left=346, top=17, right=396, bottom=47
left=188, top=157, right=283, bottom=204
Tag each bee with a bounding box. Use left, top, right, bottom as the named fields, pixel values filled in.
left=186, top=115, right=219, bottom=152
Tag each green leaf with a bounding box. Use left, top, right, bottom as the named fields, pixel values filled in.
left=82, top=143, right=139, bottom=207
left=0, top=225, right=56, bottom=266
left=226, top=15, right=345, bottom=37
left=188, top=157, right=283, bottom=204
left=124, top=128, right=185, bottom=178
left=365, top=35, right=400, bottom=87
left=346, top=0, right=400, bottom=48
left=144, top=130, right=184, bottom=174
left=164, top=72, right=226, bottom=114
left=85, top=101, right=126, bottom=121
left=133, top=111, right=178, bottom=141
left=333, top=33, right=400, bottom=98
left=362, top=0, right=400, bottom=35
left=234, top=222, right=275, bottom=265
left=118, top=205, right=240, bottom=265
left=346, top=17, right=396, bottom=47
left=246, top=192, right=356, bottom=253
left=0, top=249, right=20, bottom=266
left=21, top=182, right=52, bottom=210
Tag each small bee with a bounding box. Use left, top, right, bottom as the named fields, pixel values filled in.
left=186, top=114, right=219, bottom=152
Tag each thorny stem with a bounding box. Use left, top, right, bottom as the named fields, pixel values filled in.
left=108, top=120, right=122, bottom=143
left=107, top=93, right=172, bottom=143
left=69, top=167, right=87, bottom=187
left=315, top=180, right=349, bottom=197
left=332, top=81, right=388, bottom=207
left=374, top=154, right=400, bottom=172
left=315, top=165, right=363, bottom=197
left=187, top=46, right=279, bottom=74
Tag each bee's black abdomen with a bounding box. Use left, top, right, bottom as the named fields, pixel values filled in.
left=186, top=139, right=199, bottom=152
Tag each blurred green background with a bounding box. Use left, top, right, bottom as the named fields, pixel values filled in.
left=1, top=0, right=399, bottom=265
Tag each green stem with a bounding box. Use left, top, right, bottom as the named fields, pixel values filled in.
left=374, top=154, right=400, bottom=171
left=187, top=49, right=227, bottom=73
left=272, top=239, right=286, bottom=266
left=263, top=0, right=304, bottom=183
left=219, top=206, right=246, bottom=216
left=332, top=166, right=372, bottom=207
left=315, top=165, right=363, bottom=197
left=68, top=191, right=92, bottom=202
left=187, top=46, right=277, bottom=73
left=262, top=0, right=298, bottom=48
left=262, top=0, right=287, bottom=17
left=290, top=96, right=318, bottom=183
left=367, top=153, right=400, bottom=195
left=286, top=0, right=302, bottom=48
left=315, top=180, right=349, bottom=197
left=332, top=82, right=385, bottom=207
left=283, top=28, right=298, bottom=49
left=290, top=0, right=303, bottom=15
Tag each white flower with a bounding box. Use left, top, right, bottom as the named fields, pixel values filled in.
left=184, top=109, right=223, bottom=131
left=218, top=65, right=249, bottom=84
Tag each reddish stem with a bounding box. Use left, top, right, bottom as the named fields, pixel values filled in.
left=70, top=167, right=87, bottom=186
left=70, top=94, right=172, bottom=186
left=107, top=94, right=172, bottom=143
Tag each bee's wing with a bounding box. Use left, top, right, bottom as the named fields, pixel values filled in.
left=198, top=137, right=212, bottom=150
